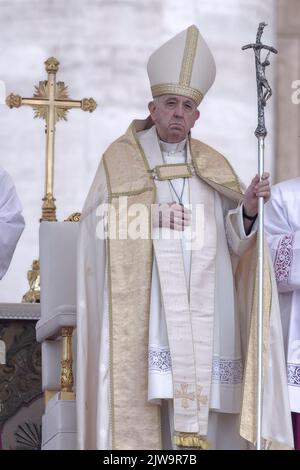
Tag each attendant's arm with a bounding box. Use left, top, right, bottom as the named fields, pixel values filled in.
left=0, top=170, right=25, bottom=279
left=265, top=188, right=300, bottom=293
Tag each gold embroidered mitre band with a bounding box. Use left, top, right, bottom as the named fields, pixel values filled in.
left=147, top=25, right=216, bottom=106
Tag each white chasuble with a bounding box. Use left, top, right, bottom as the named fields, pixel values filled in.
left=76, top=160, right=111, bottom=450
left=77, top=120, right=294, bottom=450
left=265, top=177, right=300, bottom=413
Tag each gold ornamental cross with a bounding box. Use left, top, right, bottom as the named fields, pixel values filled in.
left=6, top=57, right=97, bottom=221
left=196, top=386, right=208, bottom=411
left=174, top=383, right=195, bottom=409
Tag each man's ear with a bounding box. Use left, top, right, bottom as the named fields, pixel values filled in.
left=148, top=101, right=156, bottom=116
left=190, top=109, right=200, bottom=130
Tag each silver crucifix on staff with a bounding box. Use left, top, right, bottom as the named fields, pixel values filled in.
left=242, top=22, right=277, bottom=450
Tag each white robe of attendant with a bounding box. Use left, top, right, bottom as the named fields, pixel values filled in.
left=77, top=126, right=293, bottom=450
left=0, top=167, right=25, bottom=279
left=265, top=177, right=300, bottom=413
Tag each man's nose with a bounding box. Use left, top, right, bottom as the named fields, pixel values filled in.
left=174, top=103, right=184, bottom=117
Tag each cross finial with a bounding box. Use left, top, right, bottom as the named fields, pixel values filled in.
left=45, top=57, right=59, bottom=73
left=242, top=22, right=277, bottom=138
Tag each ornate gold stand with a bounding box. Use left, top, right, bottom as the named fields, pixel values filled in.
left=60, top=327, right=75, bottom=400
left=6, top=56, right=94, bottom=404
left=6, top=57, right=97, bottom=222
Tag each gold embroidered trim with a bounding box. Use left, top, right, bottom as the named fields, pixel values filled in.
left=218, top=158, right=243, bottom=194
left=103, top=124, right=160, bottom=449
left=240, top=241, right=271, bottom=445
left=130, top=124, right=162, bottom=449
left=189, top=136, right=243, bottom=195
left=221, top=180, right=241, bottom=190
left=151, top=84, right=203, bottom=106
left=179, top=25, right=199, bottom=87
left=152, top=163, right=194, bottom=180
left=174, top=433, right=210, bottom=449
left=111, top=187, right=154, bottom=198
left=103, top=155, right=115, bottom=449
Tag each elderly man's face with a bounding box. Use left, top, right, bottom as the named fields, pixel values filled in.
left=148, top=94, right=200, bottom=143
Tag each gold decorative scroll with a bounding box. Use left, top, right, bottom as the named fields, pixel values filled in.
left=64, top=212, right=81, bottom=222
left=22, top=259, right=40, bottom=303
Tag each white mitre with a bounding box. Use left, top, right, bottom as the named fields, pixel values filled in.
left=147, top=25, right=216, bottom=106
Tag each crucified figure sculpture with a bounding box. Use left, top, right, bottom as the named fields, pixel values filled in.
left=242, top=22, right=277, bottom=137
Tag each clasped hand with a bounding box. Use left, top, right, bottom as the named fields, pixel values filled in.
left=152, top=202, right=191, bottom=231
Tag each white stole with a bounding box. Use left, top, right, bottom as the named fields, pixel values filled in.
left=138, top=126, right=217, bottom=435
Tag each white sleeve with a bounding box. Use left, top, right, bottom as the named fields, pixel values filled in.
left=225, top=202, right=257, bottom=256
left=265, top=186, right=300, bottom=293
left=0, top=168, right=25, bottom=279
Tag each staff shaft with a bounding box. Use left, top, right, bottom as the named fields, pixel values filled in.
left=242, top=22, right=277, bottom=449
left=256, top=136, right=265, bottom=450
